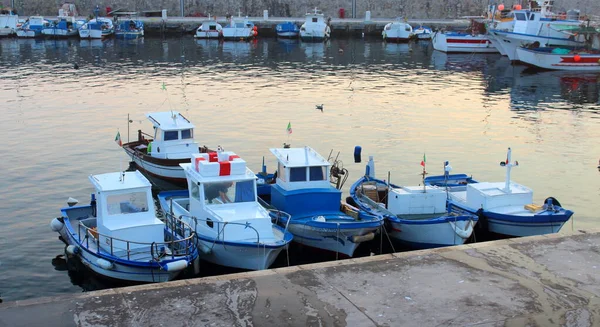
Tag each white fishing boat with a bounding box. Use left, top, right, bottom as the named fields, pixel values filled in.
left=516, top=46, right=600, bottom=71
left=16, top=16, right=49, bottom=38
left=350, top=157, right=477, bottom=249
left=426, top=148, right=574, bottom=237
left=79, top=17, right=114, bottom=39
left=300, top=8, right=331, bottom=42
left=222, top=15, right=256, bottom=40
left=195, top=19, right=222, bottom=39
left=122, top=111, right=213, bottom=188
left=50, top=171, right=199, bottom=282
left=487, top=1, right=585, bottom=61
left=432, top=31, right=498, bottom=53
left=157, top=150, right=293, bottom=270
left=382, top=19, right=413, bottom=42
left=0, top=9, right=18, bottom=37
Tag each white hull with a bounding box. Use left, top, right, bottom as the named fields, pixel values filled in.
left=432, top=32, right=498, bottom=53
left=288, top=224, right=375, bottom=257
left=196, top=238, right=284, bottom=270
left=486, top=217, right=566, bottom=237
left=487, top=33, right=507, bottom=56
left=16, top=30, right=38, bottom=38
left=42, top=28, right=79, bottom=37
left=79, top=29, right=114, bottom=39
left=516, top=48, right=600, bottom=71
left=383, top=30, right=412, bottom=42
left=0, top=28, right=15, bottom=36
left=222, top=28, right=253, bottom=40
left=490, top=31, right=583, bottom=61
left=388, top=219, right=475, bottom=248
left=277, top=32, right=298, bottom=38
left=300, top=29, right=329, bottom=41
left=130, top=155, right=186, bottom=181
left=195, top=31, right=221, bottom=39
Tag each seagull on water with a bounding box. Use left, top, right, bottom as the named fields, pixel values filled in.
left=316, top=104, right=324, bottom=112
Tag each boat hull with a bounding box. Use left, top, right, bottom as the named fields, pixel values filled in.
left=16, top=30, right=41, bottom=38
left=287, top=221, right=377, bottom=257
left=277, top=31, right=299, bottom=38
left=42, top=28, right=78, bottom=37
left=222, top=28, right=253, bottom=40
left=116, top=31, right=143, bottom=39
left=489, top=30, right=584, bottom=61
left=516, top=47, right=600, bottom=71
left=195, top=31, right=221, bottom=39
left=432, top=32, right=498, bottom=53
left=79, top=29, right=114, bottom=39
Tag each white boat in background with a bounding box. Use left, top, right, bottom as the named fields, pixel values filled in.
left=79, top=17, right=114, bottom=39
left=158, top=150, right=293, bottom=270
left=432, top=31, right=498, bottom=53
left=414, top=25, right=433, bottom=40
left=516, top=46, right=600, bottom=71
left=195, top=19, right=222, bottom=39
left=382, top=19, right=413, bottom=42
left=0, top=9, right=18, bottom=37
left=16, top=16, right=49, bottom=38
left=300, top=8, right=331, bottom=42
left=487, top=1, right=585, bottom=61
left=50, top=170, right=199, bottom=282
left=222, top=15, right=256, bottom=40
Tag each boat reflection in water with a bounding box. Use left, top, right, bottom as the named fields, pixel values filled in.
left=277, top=38, right=299, bottom=53
left=300, top=41, right=326, bottom=59
left=430, top=50, right=502, bottom=72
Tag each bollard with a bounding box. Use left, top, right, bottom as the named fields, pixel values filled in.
left=365, top=11, right=371, bottom=21
left=161, top=9, right=168, bottom=20
left=263, top=10, right=269, bottom=20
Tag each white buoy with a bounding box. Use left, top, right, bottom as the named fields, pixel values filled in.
left=50, top=218, right=64, bottom=232
left=66, top=245, right=79, bottom=255
left=67, top=197, right=79, bottom=207
left=96, top=258, right=114, bottom=270
left=163, top=259, right=188, bottom=272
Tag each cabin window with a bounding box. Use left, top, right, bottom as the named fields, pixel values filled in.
left=164, top=131, right=178, bottom=141
left=203, top=180, right=255, bottom=205
left=209, top=25, right=217, bottom=30
left=312, top=18, right=318, bottom=23
left=290, top=167, right=307, bottom=182
left=191, top=182, right=200, bottom=201
left=515, top=13, right=527, bottom=20
left=405, top=26, right=411, bottom=31
left=309, top=166, right=326, bottom=181
left=206, top=218, right=214, bottom=228
left=181, top=129, right=193, bottom=139
left=277, top=162, right=287, bottom=182
left=106, top=192, right=149, bottom=215
left=529, top=13, right=535, bottom=20
left=154, top=128, right=162, bottom=141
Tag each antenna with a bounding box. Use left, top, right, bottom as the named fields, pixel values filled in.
left=500, top=147, right=518, bottom=193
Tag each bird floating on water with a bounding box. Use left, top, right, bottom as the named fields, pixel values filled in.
left=315, top=104, right=324, bottom=112
left=73, top=63, right=79, bottom=69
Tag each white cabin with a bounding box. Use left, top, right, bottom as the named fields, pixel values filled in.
left=270, top=146, right=330, bottom=191
left=182, top=151, right=275, bottom=241
left=147, top=111, right=200, bottom=159
left=465, top=182, right=533, bottom=211
left=300, top=8, right=330, bottom=40
left=90, top=171, right=164, bottom=252
left=387, top=186, right=447, bottom=215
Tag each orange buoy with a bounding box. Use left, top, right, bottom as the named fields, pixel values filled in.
left=253, top=26, right=258, bottom=31
left=253, top=30, right=258, bottom=36
left=574, top=54, right=581, bottom=62
left=514, top=4, right=522, bottom=10
left=498, top=4, right=505, bottom=11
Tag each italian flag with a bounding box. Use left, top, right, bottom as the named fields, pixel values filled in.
left=286, top=122, right=292, bottom=134
left=420, top=153, right=426, bottom=167
left=115, top=131, right=122, bottom=147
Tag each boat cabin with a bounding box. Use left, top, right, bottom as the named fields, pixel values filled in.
left=181, top=151, right=274, bottom=240
left=269, top=146, right=340, bottom=216
left=387, top=186, right=447, bottom=215
left=465, top=182, right=533, bottom=210
left=301, top=8, right=326, bottom=30
left=90, top=171, right=164, bottom=253
left=199, top=20, right=222, bottom=31
left=27, top=16, right=48, bottom=28
left=146, top=111, right=200, bottom=159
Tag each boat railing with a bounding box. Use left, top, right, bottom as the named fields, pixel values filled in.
left=267, top=209, right=291, bottom=236
left=174, top=214, right=263, bottom=247
left=76, top=215, right=196, bottom=262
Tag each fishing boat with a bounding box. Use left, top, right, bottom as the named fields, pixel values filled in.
left=425, top=148, right=574, bottom=237
left=115, top=17, right=144, bottom=39
left=194, top=19, right=222, bottom=39
left=16, top=16, right=49, bottom=38
left=222, top=15, right=256, bottom=40
left=121, top=111, right=212, bottom=188
left=413, top=25, right=433, bottom=40
left=382, top=19, right=414, bottom=42
left=50, top=170, right=198, bottom=282
left=79, top=17, right=114, bottom=39
left=42, top=16, right=85, bottom=38
left=259, top=146, right=384, bottom=257
left=487, top=1, right=586, bottom=61
left=349, top=158, right=477, bottom=249
left=433, top=20, right=498, bottom=53
left=0, top=9, right=18, bottom=37
left=424, top=161, right=478, bottom=187
left=157, top=150, right=293, bottom=270
left=276, top=22, right=299, bottom=38
left=516, top=46, right=600, bottom=71
left=300, top=8, right=331, bottom=42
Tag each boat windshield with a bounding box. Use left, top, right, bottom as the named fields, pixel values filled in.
left=203, top=180, right=255, bottom=205
left=106, top=192, right=149, bottom=215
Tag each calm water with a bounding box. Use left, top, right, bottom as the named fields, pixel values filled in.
left=0, top=36, right=599, bottom=302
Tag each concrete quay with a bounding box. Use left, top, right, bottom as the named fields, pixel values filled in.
left=2, top=230, right=600, bottom=327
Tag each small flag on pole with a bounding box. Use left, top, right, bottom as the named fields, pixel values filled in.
left=420, top=153, right=426, bottom=167
left=115, top=131, right=122, bottom=147
left=161, top=82, right=167, bottom=91
left=286, top=122, right=292, bottom=135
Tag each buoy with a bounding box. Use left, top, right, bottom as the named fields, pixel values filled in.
left=96, top=258, right=114, bottom=270
left=67, top=197, right=79, bottom=207
left=498, top=4, right=505, bottom=11
left=50, top=218, right=64, bottom=232
left=163, top=259, right=188, bottom=272
left=253, top=30, right=258, bottom=37
left=66, top=245, right=79, bottom=255
left=354, top=146, right=362, bottom=163
left=574, top=54, right=581, bottom=62
left=253, top=26, right=257, bottom=31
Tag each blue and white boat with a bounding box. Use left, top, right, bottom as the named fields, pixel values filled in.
left=157, top=150, right=293, bottom=270
left=276, top=22, right=299, bottom=38
left=115, top=18, right=144, bottom=39
left=79, top=17, right=114, bottom=39
left=424, top=162, right=478, bottom=187
left=413, top=25, right=433, bottom=40
left=425, top=148, right=574, bottom=237
left=50, top=170, right=198, bottom=282
left=222, top=15, right=256, bottom=40
left=16, top=16, right=49, bottom=38
left=350, top=157, right=477, bottom=249
left=42, top=16, right=85, bottom=38
left=261, top=146, right=384, bottom=257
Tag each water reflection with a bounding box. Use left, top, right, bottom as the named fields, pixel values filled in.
left=300, top=41, right=326, bottom=59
